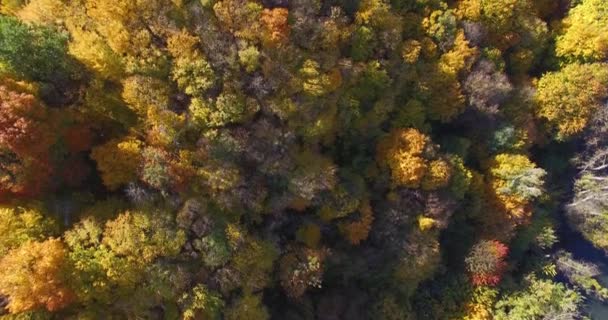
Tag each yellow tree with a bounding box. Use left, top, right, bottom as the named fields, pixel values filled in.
left=536, top=63, right=608, bottom=139
left=90, top=137, right=142, bottom=190
left=0, top=238, right=74, bottom=313
left=556, top=0, right=608, bottom=62
left=377, top=128, right=429, bottom=188
left=0, top=206, right=56, bottom=257
left=488, top=154, right=546, bottom=222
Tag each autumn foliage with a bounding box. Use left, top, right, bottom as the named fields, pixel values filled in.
left=466, top=240, right=509, bottom=286
left=0, top=238, right=74, bottom=313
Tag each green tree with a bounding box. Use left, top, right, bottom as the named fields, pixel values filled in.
left=225, top=293, right=268, bottom=320
left=179, top=284, right=224, bottom=320
left=494, top=278, right=583, bottom=320
left=0, top=16, right=75, bottom=82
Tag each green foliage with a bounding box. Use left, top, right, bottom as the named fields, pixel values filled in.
left=225, top=293, right=269, bottom=320
left=232, top=237, right=278, bottom=291
left=494, top=278, right=583, bottom=320
left=0, top=16, right=75, bottom=82
left=238, top=46, right=260, bottom=72
left=172, top=56, right=215, bottom=96
left=0, top=206, right=56, bottom=257
left=179, top=284, right=224, bottom=320
left=351, top=26, right=376, bottom=61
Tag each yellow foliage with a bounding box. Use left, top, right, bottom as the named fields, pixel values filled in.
left=90, top=137, right=142, bottom=190
left=439, top=30, right=478, bottom=76
left=378, top=128, right=430, bottom=188
left=226, top=223, right=244, bottom=249
left=167, top=30, right=200, bottom=59
left=463, top=287, right=498, bottom=320
left=122, top=76, right=170, bottom=114
left=68, top=28, right=124, bottom=81
left=536, top=63, right=608, bottom=139
left=556, top=0, right=608, bottom=62
left=355, top=0, right=379, bottom=25
left=456, top=0, right=481, bottom=21
left=392, top=152, right=428, bottom=188
left=402, top=39, right=422, bottom=64
left=17, top=0, right=64, bottom=25
left=417, top=215, right=436, bottom=231
left=422, top=159, right=452, bottom=190
left=488, top=154, right=539, bottom=221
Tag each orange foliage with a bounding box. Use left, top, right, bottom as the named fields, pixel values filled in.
left=0, top=238, right=74, bottom=313
left=466, top=240, right=509, bottom=287
left=64, top=124, right=93, bottom=153
left=0, top=84, right=53, bottom=158
left=377, top=128, right=430, bottom=188
left=260, top=8, right=289, bottom=46
left=339, top=201, right=374, bottom=245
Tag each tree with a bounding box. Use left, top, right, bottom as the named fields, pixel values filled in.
left=288, top=150, right=337, bottom=202
left=0, top=238, right=74, bottom=313
left=377, top=128, right=429, bottom=188
left=299, top=60, right=332, bottom=97
left=279, top=247, right=327, bottom=299
left=465, top=240, right=508, bottom=286
left=535, top=63, right=608, bottom=139
left=0, top=82, right=55, bottom=197
left=0, top=206, right=56, bottom=257
left=464, top=60, right=513, bottom=114
left=225, top=293, right=268, bottom=320
left=0, top=83, right=53, bottom=158
left=121, top=75, right=170, bottom=115
left=260, top=7, right=289, bottom=46
left=0, top=16, right=75, bottom=82
left=232, top=237, right=278, bottom=292
left=493, top=278, right=583, bottom=320
left=172, top=57, right=215, bottom=97
left=90, top=137, right=142, bottom=190
left=213, top=0, right=263, bottom=39
left=421, top=159, right=452, bottom=191
left=102, top=210, right=186, bottom=263
left=238, top=46, right=260, bottom=73
left=339, top=201, right=374, bottom=245
left=179, top=284, right=224, bottom=320
left=488, top=154, right=546, bottom=221
left=556, top=0, right=608, bottom=62
left=567, top=148, right=608, bottom=250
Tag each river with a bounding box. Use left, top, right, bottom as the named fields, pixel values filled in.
left=558, top=218, right=608, bottom=319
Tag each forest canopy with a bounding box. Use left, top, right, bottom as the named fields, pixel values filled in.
left=0, top=0, right=607, bottom=319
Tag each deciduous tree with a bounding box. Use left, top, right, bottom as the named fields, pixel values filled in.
left=0, top=238, right=74, bottom=313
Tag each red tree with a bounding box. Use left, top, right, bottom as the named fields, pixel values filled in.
left=465, top=240, right=509, bottom=286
